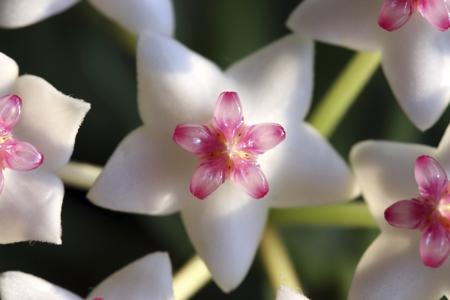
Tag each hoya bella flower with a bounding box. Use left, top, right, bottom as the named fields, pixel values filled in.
left=350, top=124, right=450, bottom=299
left=0, top=0, right=174, bottom=35
left=173, top=91, right=286, bottom=200
left=87, top=32, right=358, bottom=292
left=288, top=0, right=450, bottom=130
left=0, top=52, right=90, bottom=244
left=0, top=252, right=175, bottom=300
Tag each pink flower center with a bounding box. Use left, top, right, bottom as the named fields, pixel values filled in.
left=0, top=95, right=43, bottom=192
left=385, top=155, right=450, bottom=268
left=173, top=91, right=286, bottom=200
left=378, top=0, right=450, bottom=31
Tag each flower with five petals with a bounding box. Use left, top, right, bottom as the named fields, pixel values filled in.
left=288, top=0, right=450, bottom=130
left=0, top=52, right=89, bottom=244
left=0, top=0, right=174, bottom=35
left=88, top=32, right=358, bottom=291
left=350, top=123, right=450, bottom=300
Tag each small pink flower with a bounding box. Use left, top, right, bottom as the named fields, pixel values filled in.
left=378, top=0, right=450, bottom=31
left=0, top=94, right=43, bottom=192
left=173, top=91, right=285, bottom=200
left=385, top=155, right=450, bottom=267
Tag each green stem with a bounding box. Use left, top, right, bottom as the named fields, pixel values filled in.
left=270, top=202, right=376, bottom=228
left=260, top=223, right=303, bottom=294
left=308, top=52, right=381, bottom=138
left=173, top=256, right=211, bottom=300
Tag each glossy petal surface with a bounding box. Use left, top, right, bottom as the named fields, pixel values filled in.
left=420, top=222, right=450, bottom=267
left=232, top=161, right=268, bottom=199
left=419, top=0, right=450, bottom=31
left=0, top=271, right=82, bottom=300
left=237, top=123, right=286, bottom=155
left=88, top=0, right=174, bottom=35
left=378, top=0, right=414, bottom=31
left=0, top=0, right=78, bottom=28
left=88, top=127, right=186, bottom=215
left=173, top=124, right=221, bottom=155
left=415, top=155, right=448, bottom=199
left=88, top=252, right=175, bottom=300
left=0, top=53, right=18, bottom=96
left=12, top=75, right=90, bottom=171
left=0, top=170, right=63, bottom=244
left=213, top=92, right=243, bottom=140
left=3, top=140, right=43, bottom=171
left=190, top=159, right=227, bottom=200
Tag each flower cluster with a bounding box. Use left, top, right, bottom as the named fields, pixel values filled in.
left=0, top=0, right=449, bottom=299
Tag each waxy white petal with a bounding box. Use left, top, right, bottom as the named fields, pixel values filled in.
left=351, top=140, right=434, bottom=231
left=12, top=75, right=90, bottom=172
left=0, top=53, right=18, bottom=96
left=226, top=35, right=313, bottom=125
left=181, top=182, right=268, bottom=292
left=381, top=17, right=450, bottom=130
left=0, top=271, right=81, bottom=300
left=276, top=286, right=310, bottom=300
left=88, top=127, right=189, bottom=215
left=0, top=0, right=78, bottom=28
left=87, top=252, right=174, bottom=300
left=349, top=234, right=443, bottom=300
left=0, top=170, right=63, bottom=244
left=268, top=124, right=358, bottom=207
left=137, top=32, right=229, bottom=137
left=88, top=0, right=174, bottom=35
left=287, top=0, right=382, bottom=51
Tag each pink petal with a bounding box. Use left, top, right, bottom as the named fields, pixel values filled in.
left=232, top=160, right=269, bottom=199
left=173, top=124, right=223, bottom=155
left=420, top=222, right=450, bottom=267
left=190, top=159, right=227, bottom=200
left=419, top=0, right=450, bottom=31
left=415, top=155, right=448, bottom=200
left=384, top=199, right=427, bottom=229
left=378, top=0, right=414, bottom=31
left=3, top=139, right=43, bottom=171
left=237, top=123, right=286, bottom=155
left=213, top=92, right=243, bottom=140
left=0, top=94, right=21, bottom=134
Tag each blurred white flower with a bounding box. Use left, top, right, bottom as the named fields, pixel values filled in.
left=0, top=0, right=174, bottom=35
left=350, top=123, right=450, bottom=300
left=0, top=52, right=89, bottom=244
left=0, top=252, right=175, bottom=300
left=288, top=0, right=450, bottom=130
left=87, top=32, right=358, bottom=292
left=276, top=286, right=310, bottom=300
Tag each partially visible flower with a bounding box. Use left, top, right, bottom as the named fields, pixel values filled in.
left=288, top=0, right=450, bottom=130
left=378, top=0, right=450, bottom=31
left=0, top=252, right=175, bottom=300
left=0, top=0, right=174, bottom=35
left=0, top=52, right=90, bottom=244
left=88, top=32, right=358, bottom=292
left=349, top=123, right=450, bottom=300
left=276, top=286, right=310, bottom=300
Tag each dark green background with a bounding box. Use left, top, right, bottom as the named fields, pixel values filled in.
left=0, top=1, right=448, bottom=299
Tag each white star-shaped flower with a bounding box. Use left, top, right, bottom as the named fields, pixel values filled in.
left=350, top=123, right=450, bottom=299
left=0, top=252, right=175, bottom=300
left=0, top=0, right=174, bottom=35
left=0, top=52, right=89, bottom=244
left=87, top=32, right=358, bottom=292
left=288, top=0, right=450, bottom=130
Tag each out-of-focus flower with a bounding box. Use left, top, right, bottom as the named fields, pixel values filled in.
left=0, top=52, right=89, bottom=244
left=350, top=124, right=450, bottom=300
left=88, top=32, right=358, bottom=292
left=288, top=0, right=450, bottom=130
left=276, top=286, right=310, bottom=300
left=0, top=252, right=175, bottom=300
left=0, top=0, right=174, bottom=35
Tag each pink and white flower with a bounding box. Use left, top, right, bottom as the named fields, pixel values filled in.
left=0, top=0, right=174, bottom=35
left=0, top=252, right=175, bottom=300
left=350, top=123, right=450, bottom=299
left=0, top=52, right=89, bottom=244
left=87, top=32, right=358, bottom=292
left=288, top=0, right=450, bottom=130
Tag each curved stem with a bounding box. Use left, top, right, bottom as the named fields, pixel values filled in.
left=57, top=161, right=101, bottom=190
left=260, top=222, right=303, bottom=294
left=173, top=256, right=211, bottom=300
left=308, top=52, right=381, bottom=137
